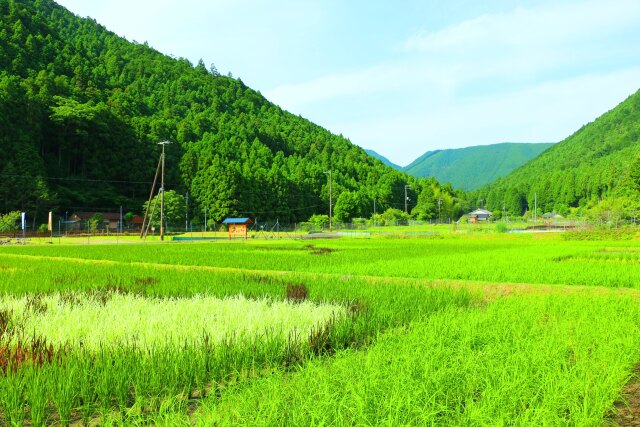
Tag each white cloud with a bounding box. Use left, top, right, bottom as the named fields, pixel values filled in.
left=404, top=0, right=640, bottom=53
left=264, top=61, right=457, bottom=112
left=267, top=0, right=640, bottom=114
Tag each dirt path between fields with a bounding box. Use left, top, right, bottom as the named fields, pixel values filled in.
left=612, top=366, right=640, bottom=426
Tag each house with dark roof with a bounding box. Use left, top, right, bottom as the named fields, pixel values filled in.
left=68, top=212, right=121, bottom=230
left=466, top=208, right=493, bottom=223
left=542, top=212, right=564, bottom=220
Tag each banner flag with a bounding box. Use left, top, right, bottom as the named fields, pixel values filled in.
left=21, top=212, right=25, bottom=231
left=48, top=211, right=53, bottom=232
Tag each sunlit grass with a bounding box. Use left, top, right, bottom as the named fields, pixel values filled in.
left=197, top=294, right=640, bottom=426
left=2, top=293, right=345, bottom=350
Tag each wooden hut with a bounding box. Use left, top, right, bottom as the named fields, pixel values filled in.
left=222, top=218, right=254, bottom=239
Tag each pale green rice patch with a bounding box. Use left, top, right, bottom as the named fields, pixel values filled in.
left=1, top=293, right=345, bottom=350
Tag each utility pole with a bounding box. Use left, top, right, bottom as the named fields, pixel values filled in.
left=185, top=191, right=189, bottom=232
left=140, top=154, right=162, bottom=240
left=158, top=141, right=171, bottom=241
left=534, top=192, right=537, bottom=228
left=324, top=170, right=332, bottom=231
left=204, top=206, right=207, bottom=233
left=404, top=185, right=410, bottom=213
left=373, top=198, right=377, bottom=227
left=503, top=200, right=506, bottom=223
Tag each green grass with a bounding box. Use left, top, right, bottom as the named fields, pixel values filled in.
left=0, top=233, right=639, bottom=425
left=3, top=233, right=640, bottom=288
left=196, top=295, right=640, bottom=426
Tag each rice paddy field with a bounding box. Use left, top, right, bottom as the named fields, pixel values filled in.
left=1, top=230, right=640, bottom=425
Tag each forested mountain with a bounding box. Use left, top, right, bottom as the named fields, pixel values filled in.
left=0, top=0, right=465, bottom=224
left=476, top=90, right=640, bottom=218
left=403, top=143, right=553, bottom=191
left=364, top=150, right=401, bottom=170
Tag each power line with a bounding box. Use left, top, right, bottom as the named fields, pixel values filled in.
left=237, top=204, right=325, bottom=215
left=0, top=173, right=155, bottom=185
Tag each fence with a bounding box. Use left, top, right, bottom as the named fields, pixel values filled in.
left=1, top=217, right=637, bottom=244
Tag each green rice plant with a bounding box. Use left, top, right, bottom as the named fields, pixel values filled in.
left=0, top=293, right=345, bottom=351
left=76, top=357, right=97, bottom=426
left=26, top=367, right=48, bottom=427
left=0, top=237, right=550, bottom=424
left=50, top=363, right=78, bottom=426
left=94, top=352, right=116, bottom=419
left=0, top=368, right=26, bottom=426
left=4, top=233, right=640, bottom=290
left=112, top=349, right=135, bottom=413
left=195, top=294, right=640, bottom=426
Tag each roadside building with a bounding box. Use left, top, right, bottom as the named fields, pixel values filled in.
left=542, top=212, right=564, bottom=220
left=68, top=212, right=121, bottom=230
left=466, top=208, right=493, bottom=223
left=128, top=215, right=145, bottom=230
left=222, top=217, right=254, bottom=239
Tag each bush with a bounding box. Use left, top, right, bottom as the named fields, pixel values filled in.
left=378, top=208, right=410, bottom=226
left=307, top=214, right=329, bottom=229
left=495, top=222, right=508, bottom=233
left=0, top=211, right=21, bottom=232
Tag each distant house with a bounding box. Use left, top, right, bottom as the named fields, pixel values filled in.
left=69, top=212, right=121, bottom=230
left=222, top=218, right=254, bottom=239
left=467, top=208, right=493, bottom=223
left=128, top=215, right=145, bottom=230
left=542, top=212, right=564, bottom=220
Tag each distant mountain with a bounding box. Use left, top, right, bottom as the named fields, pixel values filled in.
left=478, top=89, right=640, bottom=216
left=365, top=150, right=402, bottom=170
left=403, top=143, right=554, bottom=191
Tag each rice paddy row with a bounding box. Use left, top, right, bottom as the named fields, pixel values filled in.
left=3, top=234, right=640, bottom=288
left=0, top=233, right=638, bottom=425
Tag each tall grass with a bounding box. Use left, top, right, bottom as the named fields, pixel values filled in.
left=197, top=294, right=640, bottom=426
left=2, top=293, right=343, bottom=350
left=0, top=260, right=473, bottom=424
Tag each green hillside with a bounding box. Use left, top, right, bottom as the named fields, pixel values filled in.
left=0, top=0, right=466, bottom=224
left=477, top=90, right=640, bottom=217
left=364, top=149, right=401, bottom=170
left=403, top=143, right=553, bottom=191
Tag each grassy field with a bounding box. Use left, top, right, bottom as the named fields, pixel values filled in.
left=0, top=231, right=639, bottom=425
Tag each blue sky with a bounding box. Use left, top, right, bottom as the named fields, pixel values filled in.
left=56, top=0, right=640, bottom=166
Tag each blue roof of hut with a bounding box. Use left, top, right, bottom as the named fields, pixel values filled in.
left=222, top=218, right=253, bottom=224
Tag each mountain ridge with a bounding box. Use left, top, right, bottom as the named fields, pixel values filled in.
left=364, top=150, right=402, bottom=170
left=365, top=143, right=553, bottom=191
left=476, top=90, right=640, bottom=216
